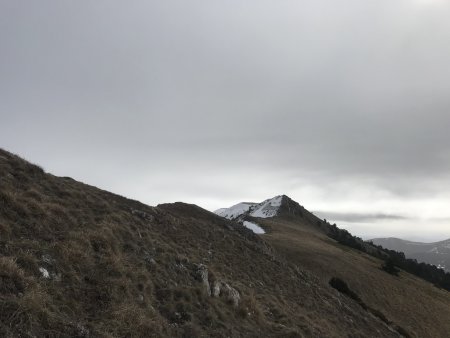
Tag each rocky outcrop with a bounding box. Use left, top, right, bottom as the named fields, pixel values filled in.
left=195, top=264, right=240, bottom=307
left=212, top=280, right=241, bottom=307
left=212, top=280, right=221, bottom=297
left=131, top=209, right=155, bottom=222
left=196, top=264, right=211, bottom=296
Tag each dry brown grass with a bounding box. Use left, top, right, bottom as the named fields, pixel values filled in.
left=0, top=148, right=418, bottom=337
left=260, top=216, right=450, bottom=337
left=0, top=257, right=27, bottom=296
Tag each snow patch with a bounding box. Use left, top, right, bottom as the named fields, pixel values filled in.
left=243, top=221, right=265, bottom=234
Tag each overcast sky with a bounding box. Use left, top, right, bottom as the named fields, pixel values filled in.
left=1, top=0, right=450, bottom=241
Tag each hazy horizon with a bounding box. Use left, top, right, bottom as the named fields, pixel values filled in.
left=2, top=0, right=450, bottom=242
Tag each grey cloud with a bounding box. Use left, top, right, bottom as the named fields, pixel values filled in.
left=1, top=0, right=450, bottom=240
left=314, top=211, right=409, bottom=224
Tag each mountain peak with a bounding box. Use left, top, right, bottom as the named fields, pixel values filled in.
left=214, top=195, right=282, bottom=220
left=214, top=194, right=305, bottom=221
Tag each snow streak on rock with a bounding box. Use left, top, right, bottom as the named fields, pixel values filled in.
left=214, top=196, right=283, bottom=221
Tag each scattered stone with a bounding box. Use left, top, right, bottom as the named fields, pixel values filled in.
left=196, top=264, right=211, bottom=296
left=143, top=252, right=157, bottom=265
left=212, top=280, right=221, bottom=297
left=39, top=267, right=50, bottom=278
left=76, top=323, right=90, bottom=337
left=52, top=272, right=62, bottom=282
left=131, top=209, right=155, bottom=222
left=175, top=262, right=187, bottom=271
left=222, top=283, right=241, bottom=307
left=211, top=280, right=240, bottom=307
left=42, top=254, right=54, bottom=264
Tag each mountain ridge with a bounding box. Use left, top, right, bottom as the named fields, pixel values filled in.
left=0, top=148, right=406, bottom=337
left=2, top=148, right=450, bottom=337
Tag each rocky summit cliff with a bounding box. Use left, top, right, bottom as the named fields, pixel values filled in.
left=1, top=148, right=449, bottom=337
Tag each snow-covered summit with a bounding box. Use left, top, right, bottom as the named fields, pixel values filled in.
left=214, top=195, right=284, bottom=220
left=214, top=202, right=257, bottom=220
left=250, top=195, right=282, bottom=218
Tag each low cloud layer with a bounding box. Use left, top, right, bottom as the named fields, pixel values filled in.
left=1, top=0, right=450, bottom=241
left=314, top=212, right=408, bottom=224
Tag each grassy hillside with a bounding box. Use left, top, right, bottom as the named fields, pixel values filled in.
left=0, top=148, right=402, bottom=337
left=258, top=214, right=450, bottom=338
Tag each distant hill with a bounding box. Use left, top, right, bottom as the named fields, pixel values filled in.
left=371, top=237, right=450, bottom=272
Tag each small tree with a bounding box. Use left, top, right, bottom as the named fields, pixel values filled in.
left=382, top=258, right=400, bottom=276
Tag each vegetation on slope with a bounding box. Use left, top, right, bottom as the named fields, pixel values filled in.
left=276, top=195, right=450, bottom=291
left=322, top=220, right=450, bottom=291
left=257, top=204, right=450, bottom=337
left=0, top=149, right=399, bottom=337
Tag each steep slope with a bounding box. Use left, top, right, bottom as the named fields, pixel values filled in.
left=371, top=237, right=450, bottom=272
left=0, top=149, right=400, bottom=337
left=217, top=196, right=450, bottom=337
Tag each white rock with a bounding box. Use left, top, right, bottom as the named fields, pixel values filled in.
left=39, top=267, right=50, bottom=278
